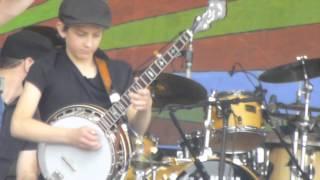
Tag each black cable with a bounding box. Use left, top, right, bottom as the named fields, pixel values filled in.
left=230, top=62, right=259, bottom=88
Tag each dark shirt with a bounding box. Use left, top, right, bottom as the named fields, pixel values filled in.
left=0, top=99, right=37, bottom=178
left=26, top=48, right=133, bottom=122
left=26, top=48, right=133, bottom=179
left=0, top=98, right=4, bottom=128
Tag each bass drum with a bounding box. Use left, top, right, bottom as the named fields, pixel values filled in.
left=156, top=158, right=258, bottom=180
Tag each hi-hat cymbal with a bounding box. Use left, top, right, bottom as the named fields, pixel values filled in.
left=149, top=73, right=207, bottom=108
left=276, top=102, right=320, bottom=112
left=266, top=131, right=320, bottom=147
left=259, top=58, right=320, bottom=83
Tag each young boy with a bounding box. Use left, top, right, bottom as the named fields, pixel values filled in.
left=0, top=29, right=54, bottom=180
left=11, top=0, right=153, bottom=177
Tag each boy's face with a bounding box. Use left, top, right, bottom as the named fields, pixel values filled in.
left=59, top=24, right=104, bottom=61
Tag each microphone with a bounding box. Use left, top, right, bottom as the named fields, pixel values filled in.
left=267, top=95, right=278, bottom=113
left=254, top=83, right=267, bottom=100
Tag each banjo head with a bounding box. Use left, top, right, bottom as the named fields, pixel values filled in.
left=38, top=104, right=132, bottom=180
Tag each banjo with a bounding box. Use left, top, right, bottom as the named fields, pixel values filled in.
left=38, top=1, right=226, bottom=179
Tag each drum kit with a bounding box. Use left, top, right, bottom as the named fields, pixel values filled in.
left=127, top=57, right=320, bottom=180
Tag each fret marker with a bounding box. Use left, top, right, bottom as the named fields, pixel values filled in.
left=109, top=92, right=121, bottom=103
left=147, top=70, right=155, bottom=78
left=158, top=58, right=165, bottom=67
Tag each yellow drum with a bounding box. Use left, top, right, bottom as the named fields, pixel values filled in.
left=269, top=147, right=320, bottom=180
left=211, top=91, right=266, bottom=153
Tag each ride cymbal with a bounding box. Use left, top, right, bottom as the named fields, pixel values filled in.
left=259, top=58, right=320, bottom=83
left=149, top=73, right=207, bottom=108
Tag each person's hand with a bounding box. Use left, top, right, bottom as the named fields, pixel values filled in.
left=128, top=88, right=152, bottom=111
left=67, top=126, right=101, bottom=150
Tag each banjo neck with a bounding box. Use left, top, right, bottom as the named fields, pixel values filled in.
left=98, top=30, right=193, bottom=131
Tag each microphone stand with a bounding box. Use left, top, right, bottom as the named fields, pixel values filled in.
left=185, top=40, right=193, bottom=79
left=168, top=107, right=209, bottom=179
left=216, top=99, right=231, bottom=180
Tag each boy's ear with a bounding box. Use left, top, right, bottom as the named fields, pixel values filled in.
left=23, top=57, right=34, bottom=73
left=56, top=21, right=66, bottom=39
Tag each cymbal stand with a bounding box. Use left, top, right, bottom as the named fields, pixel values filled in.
left=131, top=136, right=147, bottom=180
left=185, top=40, right=193, bottom=79
left=202, top=91, right=216, bottom=158
left=291, top=129, right=299, bottom=180
left=291, top=56, right=313, bottom=180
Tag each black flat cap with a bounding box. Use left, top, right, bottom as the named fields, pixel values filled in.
left=0, top=30, right=54, bottom=68
left=59, top=0, right=112, bottom=28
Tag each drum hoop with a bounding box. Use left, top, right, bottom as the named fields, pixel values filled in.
left=216, top=91, right=256, bottom=99
left=215, top=127, right=266, bottom=134
left=179, top=158, right=258, bottom=180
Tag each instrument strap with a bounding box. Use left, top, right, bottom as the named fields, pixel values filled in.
left=96, top=57, right=112, bottom=94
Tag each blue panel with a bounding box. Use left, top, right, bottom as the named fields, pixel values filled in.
left=175, top=71, right=320, bottom=108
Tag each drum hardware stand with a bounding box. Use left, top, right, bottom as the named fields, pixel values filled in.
left=131, top=136, right=147, bottom=180
left=168, top=106, right=210, bottom=179
left=151, top=166, right=157, bottom=180
left=130, top=134, right=158, bottom=180
left=290, top=56, right=313, bottom=180
left=202, top=91, right=216, bottom=159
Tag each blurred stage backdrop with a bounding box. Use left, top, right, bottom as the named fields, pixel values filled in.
left=1, top=0, right=320, bottom=144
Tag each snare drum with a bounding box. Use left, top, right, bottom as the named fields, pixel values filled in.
left=156, top=158, right=258, bottom=180
left=211, top=91, right=266, bottom=153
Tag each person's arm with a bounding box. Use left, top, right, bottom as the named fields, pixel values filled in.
left=0, top=0, right=34, bottom=25
left=16, top=150, right=39, bottom=180
left=11, top=82, right=101, bottom=150
left=127, top=88, right=152, bottom=135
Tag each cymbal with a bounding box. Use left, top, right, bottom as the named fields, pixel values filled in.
left=265, top=131, right=320, bottom=147
left=150, top=73, right=207, bottom=108
left=259, top=58, right=320, bottom=83
left=276, top=102, right=320, bottom=112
